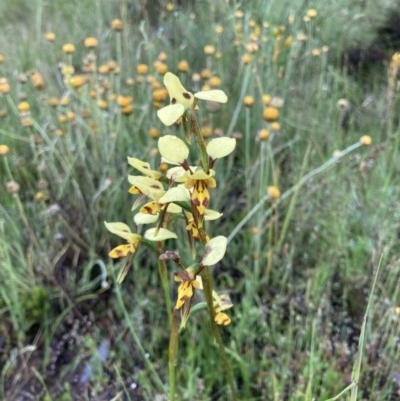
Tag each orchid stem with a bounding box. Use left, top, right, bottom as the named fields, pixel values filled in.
left=202, top=265, right=238, bottom=401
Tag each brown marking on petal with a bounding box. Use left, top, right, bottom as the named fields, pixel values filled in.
left=150, top=184, right=161, bottom=189
left=183, top=92, right=191, bottom=99
left=113, top=249, right=125, bottom=257
left=180, top=294, right=190, bottom=302
left=171, top=98, right=177, bottom=104
left=142, top=205, right=154, bottom=214
left=143, top=165, right=149, bottom=169
left=192, top=198, right=201, bottom=207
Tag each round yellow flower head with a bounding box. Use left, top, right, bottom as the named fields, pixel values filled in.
left=267, top=185, right=281, bottom=200
left=243, top=95, right=254, bottom=108
left=0, top=78, right=11, bottom=94
left=152, top=88, right=169, bottom=102
left=70, top=75, right=88, bottom=88
left=0, top=55, right=4, bottom=64
left=246, top=42, right=259, bottom=53
left=107, top=60, right=118, bottom=72
left=63, top=43, right=75, bottom=54
left=215, top=25, right=223, bottom=34
left=48, top=97, right=59, bottom=107
left=251, top=227, right=259, bottom=235
left=98, top=64, right=109, bottom=75
left=61, top=96, right=70, bottom=106
left=242, top=54, right=252, bottom=64
left=156, top=63, right=169, bottom=75
left=98, top=100, right=108, bottom=110
left=166, top=3, right=174, bottom=11
left=18, top=101, right=30, bottom=112
left=235, top=10, right=244, bottom=18
left=31, top=73, right=45, bottom=90
left=201, top=68, right=211, bottom=79
left=21, top=117, right=33, bottom=128
left=215, top=51, right=223, bottom=60
left=271, top=122, right=281, bottom=132
left=136, top=64, right=148, bottom=75
left=111, top=19, right=123, bottom=31
left=312, top=48, right=320, bottom=56
left=0, top=144, right=10, bottom=155
left=204, top=45, right=216, bottom=55
left=148, top=127, right=160, bottom=139
left=177, top=60, right=189, bottom=72
left=209, top=76, right=221, bottom=88
left=126, top=77, right=135, bottom=87
left=284, top=36, right=293, bottom=47
left=258, top=129, right=270, bottom=141
left=0, top=110, right=7, bottom=117
left=84, top=37, right=98, bottom=48
left=121, top=105, right=133, bottom=115
left=307, top=9, right=318, bottom=18
left=45, top=32, right=55, bottom=42
left=322, top=45, right=329, bottom=52
left=360, top=135, right=372, bottom=146
left=35, top=192, right=48, bottom=201
left=58, top=115, right=67, bottom=123
left=158, top=52, right=168, bottom=61
left=202, top=126, right=212, bottom=138
left=263, top=107, right=279, bottom=122
left=262, top=94, right=271, bottom=105
left=116, top=95, right=132, bottom=107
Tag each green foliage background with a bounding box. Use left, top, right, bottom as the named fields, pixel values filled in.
left=1, top=0, right=400, bottom=400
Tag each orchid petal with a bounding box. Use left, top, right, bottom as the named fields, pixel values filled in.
left=206, top=137, right=236, bottom=159
left=195, top=90, right=227, bottom=103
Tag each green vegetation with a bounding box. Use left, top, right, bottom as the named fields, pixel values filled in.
left=1, top=0, right=400, bottom=400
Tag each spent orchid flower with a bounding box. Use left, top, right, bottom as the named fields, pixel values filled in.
left=157, top=72, right=228, bottom=126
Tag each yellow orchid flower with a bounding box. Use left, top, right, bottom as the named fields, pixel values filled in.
left=157, top=72, right=228, bottom=126
left=159, top=135, right=236, bottom=215
left=104, top=222, right=142, bottom=258
left=212, top=291, right=233, bottom=326
left=174, top=267, right=203, bottom=309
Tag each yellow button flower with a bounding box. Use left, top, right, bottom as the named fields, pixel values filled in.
left=157, top=72, right=227, bottom=126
